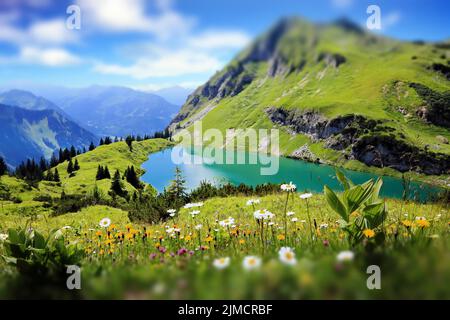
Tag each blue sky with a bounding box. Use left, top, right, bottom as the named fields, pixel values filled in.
left=0, top=0, right=449, bottom=91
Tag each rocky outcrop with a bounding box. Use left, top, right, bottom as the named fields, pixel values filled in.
left=265, top=107, right=450, bottom=175
left=290, top=144, right=320, bottom=163
left=410, top=83, right=450, bottom=128
left=265, top=107, right=379, bottom=145
left=318, top=52, right=346, bottom=68
left=431, top=63, right=450, bottom=80
left=352, top=135, right=450, bottom=175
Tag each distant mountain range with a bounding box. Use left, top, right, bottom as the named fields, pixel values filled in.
left=0, top=89, right=73, bottom=120
left=0, top=104, right=97, bottom=167
left=0, top=85, right=182, bottom=167
left=149, top=86, right=193, bottom=106
left=41, top=85, right=180, bottom=137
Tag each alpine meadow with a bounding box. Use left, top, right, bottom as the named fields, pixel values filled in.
left=0, top=0, right=449, bottom=302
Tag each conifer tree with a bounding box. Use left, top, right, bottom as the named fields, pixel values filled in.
left=166, top=166, right=187, bottom=206
left=125, top=165, right=141, bottom=189
left=45, top=169, right=54, bottom=181
left=74, top=159, right=80, bottom=171
left=96, top=165, right=104, bottom=180
left=0, top=157, right=7, bottom=176
left=67, top=159, right=74, bottom=174
left=104, top=166, right=111, bottom=179
left=109, top=169, right=128, bottom=199
left=70, top=146, right=77, bottom=158
left=54, top=168, right=60, bottom=182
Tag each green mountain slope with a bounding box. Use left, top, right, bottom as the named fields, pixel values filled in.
left=0, top=139, right=172, bottom=220
left=0, top=104, right=97, bottom=167
left=171, top=18, right=450, bottom=178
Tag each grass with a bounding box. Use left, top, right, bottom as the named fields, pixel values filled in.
left=0, top=134, right=448, bottom=299
left=0, top=138, right=172, bottom=224
left=0, top=191, right=448, bottom=299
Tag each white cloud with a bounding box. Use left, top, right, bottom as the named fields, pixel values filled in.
left=93, top=27, right=251, bottom=80
left=0, top=0, right=52, bottom=9
left=77, top=0, right=195, bottom=38
left=0, top=17, right=78, bottom=45
left=331, top=0, right=353, bottom=9
left=94, top=48, right=221, bottom=78
left=18, top=46, right=81, bottom=66
left=131, top=81, right=200, bottom=92
left=29, top=19, right=78, bottom=44
left=383, top=12, right=401, bottom=29
left=188, top=30, right=251, bottom=50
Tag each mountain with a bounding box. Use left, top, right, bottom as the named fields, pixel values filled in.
left=50, top=86, right=180, bottom=137
left=171, top=17, right=450, bottom=176
left=151, top=86, right=194, bottom=106
left=0, top=104, right=97, bottom=167
left=0, top=89, right=69, bottom=117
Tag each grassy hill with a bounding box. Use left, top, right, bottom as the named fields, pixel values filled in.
left=171, top=18, right=450, bottom=183
left=0, top=138, right=172, bottom=227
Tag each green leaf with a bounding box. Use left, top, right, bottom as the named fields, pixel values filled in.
left=324, top=185, right=349, bottom=222
left=363, top=201, right=386, bottom=228
left=33, top=232, right=46, bottom=249
left=7, top=229, right=20, bottom=244
left=336, top=169, right=351, bottom=190
left=344, top=182, right=374, bottom=214
left=370, top=178, right=383, bottom=202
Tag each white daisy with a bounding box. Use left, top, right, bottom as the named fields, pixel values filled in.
left=299, top=193, right=313, bottom=199
left=190, top=210, right=200, bottom=217
left=253, top=209, right=274, bottom=220
left=99, top=218, right=111, bottom=228
left=219, top=217, right=235, bottom=227
left=336, top=250, right=355, bottom=262
left=278, top=247, right=296, bottom=265
left=242, top=256, right=262, bottom=271
left=287, top=211, right=295, bottom=216
left=184, top=202, right=204, bottom=209
left=291, top=217, right=298, bottom=222
left=167, top=209, right=176, bottom=217
left=0, top=233, right=9, bottom=241
left=281, top=182, right=296, bottom=192
left=213, top=257, right=230, bottom=269
left=194, top=224, right=203, bottom=230
left=246, top=199, right=261, bottom=206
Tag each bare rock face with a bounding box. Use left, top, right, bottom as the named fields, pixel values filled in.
left=317, top=52, right=347, bottom=68
left=436, top=135, right=449, bottom=144
left=352, top=136, right=450, bottom=175
left=290, top=144, right=320, bottom=163
left=410, top=83, right=450, bottom=128
left=265, top=107, right=450, bottom=175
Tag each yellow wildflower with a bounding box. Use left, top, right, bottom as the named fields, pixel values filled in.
left=205, top=236, right=213, bottom=242
left=239, top=239, right=245, bottom=245
left=402, top=220, right=413, bottom=228
left=416, top=219, right=430, bottom=228
left=277, top=234, right=285, bottom=241
left=363, top=229, right=375, bottom=238
left=350, top=211, right=360, bottom=218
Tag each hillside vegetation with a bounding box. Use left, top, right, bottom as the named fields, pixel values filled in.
left=171, top=18, right=450, bottom=183
left=0, top=139, right=172, bottom=225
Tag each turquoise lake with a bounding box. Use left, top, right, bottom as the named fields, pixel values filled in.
left=141, top=146, right=442, bottom=201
